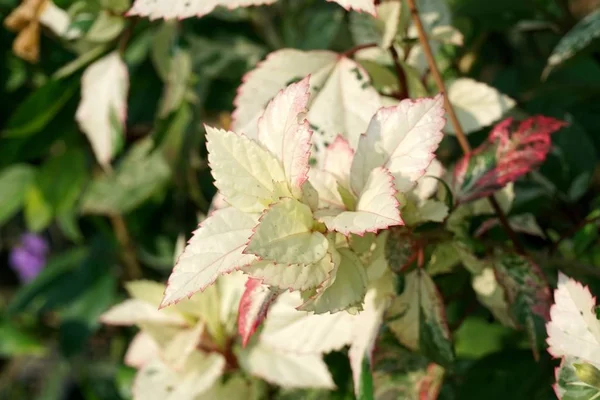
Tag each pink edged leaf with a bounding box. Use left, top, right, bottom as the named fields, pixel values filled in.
left=323, top=135, right=355, bottom=186
left=327, top=0, right=376, bottom=15
left=298, top=248, right=368, bottom=314
left=128, top=0, right=277, bottom=20
left=307, top=168, right=345, bottom=209
left=237, top=278, right=279, bottom=347
left=494, top=253, right=551, bottom=360
left=453, top=115, right=566, bottom=204
left=315, top=167, right=403, bottom=236
left=547, top=272, right=600, bottom=365
left=206, top=126, right=289, bottom=213
left=160, top=207, right=258, bottom=309
left=257, top=76, right=313, bottom=192
left=350, top=95, right=446, bottom=195
left=243, top=253, right=335, bottom=292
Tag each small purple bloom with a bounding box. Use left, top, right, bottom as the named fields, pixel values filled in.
left=9, top=233, right=49, bottom=283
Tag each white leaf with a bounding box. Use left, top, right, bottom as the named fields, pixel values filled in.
left=412, top=158, right=444, bottom=202
left=133, top=352, right=225, bottom=400
left=323, top=135, right=354, bottom=186
left=163, top=322, right=205, bottom=370
left=445, top=78, right=516, bottom=135
left=245, top=198, right=329, bottom=265
left=239, top=342, right=335, bottom=389
left=257, top=77, right=312, bottom=193
left=238, top=278, right=279, bottom=346
left=125, top=332, right=161, bottom=368
left=244, top=253, right=335, bottom=291
left=317, top=167, right=402, bottom=236
left=206, top=127, right=289, bottom=213
left=128, top=0, right=277, bottom=20
left=161, top=207, right=258, bottom=308
left=307, top=169, right=345, bottom=209
left=76, top=52, right=128, bottom=168
left=217, top=271, right=250, bottom=331
left=39, top=2, right=81, bottom=40
left=547, top=272, right=600, bottom=365
left=351, top=96, right=445, bottom=194
left=260, top=291, right=354, bottom=354
left=328, top=0, right=376, bottom=15
left=232, top=50, right=381, bottom=150
left=100, top=299, right=187, bottom=326
left=349, top=283, right=390, bottom=396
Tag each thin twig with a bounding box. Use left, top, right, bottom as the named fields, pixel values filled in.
left=110, top=215, right=142, bottom=280
left=342, top=42, right=378, bottom=58
left=406, top=0, right=523, bottom=253
left=389, top=46, right=409, bottom=100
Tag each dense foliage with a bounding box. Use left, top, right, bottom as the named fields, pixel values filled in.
left=1, top=0, right=600, bottom=399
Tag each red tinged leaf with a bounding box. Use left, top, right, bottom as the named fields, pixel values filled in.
left=237, top=278, right=279, bottom=347
left=453, top=116, right=566, bottom=204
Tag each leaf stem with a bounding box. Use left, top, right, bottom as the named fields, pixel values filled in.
left=406, top=0, right=523, bottom=252
left=389, top=45, right=409, bottom=100
left=342, top=42, right=378, bottom=58
left=110, top=214, right=142, bottom=280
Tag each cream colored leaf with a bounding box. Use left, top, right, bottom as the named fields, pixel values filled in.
left=239, top=342, right=335, bottom=389
left=206, top=127, right=289, bottom=213
left=245, top=198, right=328, bottom=265
left=445, top=78, right=516, bottom=135
left=128, top=0, right=277, bottom=20
left=260, top=291, right=354, bottom=354
left=76, top=52, right=128, bottom=168
left=232, top=50, right=381, bottom=150
left=547, top=273, right=600, bottom=365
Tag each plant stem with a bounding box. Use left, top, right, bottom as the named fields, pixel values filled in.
left=342, top=42, right=378, bottom=58
left=110, top=215, right=142, bottom=280
left=389, top=45, right=409, bottom=100
left=406, top=0, right=523, bottom=252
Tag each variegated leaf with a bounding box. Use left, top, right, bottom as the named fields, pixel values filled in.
left=238, top=278, right=279, bottom=347
left=387, top=269, right=454, bottom=366
left=495, top=253, right=551, bottom=360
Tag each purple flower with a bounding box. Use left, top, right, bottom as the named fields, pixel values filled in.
left=9, top=233, right=49, bottom=283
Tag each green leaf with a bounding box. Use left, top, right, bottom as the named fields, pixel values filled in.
left=454, top=317, right=514, bottom=359
left=151, top=21, right=178, bottom=81
left=0, top=164, right=35, bottom=226
left=358, top=357, right=374, bottom=400
left=36, top=149, right=88, bottom=215
left=3, top=78, right=79, bottom=138
left=86, top=11, right=125, bottom=43
left=80, top=139, right=171, bottom=215
left=388, top=269, right=455, bottom=366
left=494, top=253, right=551, bottom=360
left=158, top=48, right=192, bottom=117
left=24, top=183, right=53, bottom=232
left=0, top=320, right=46, bottom=356
left=544, top=9, right=600, bottom=77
